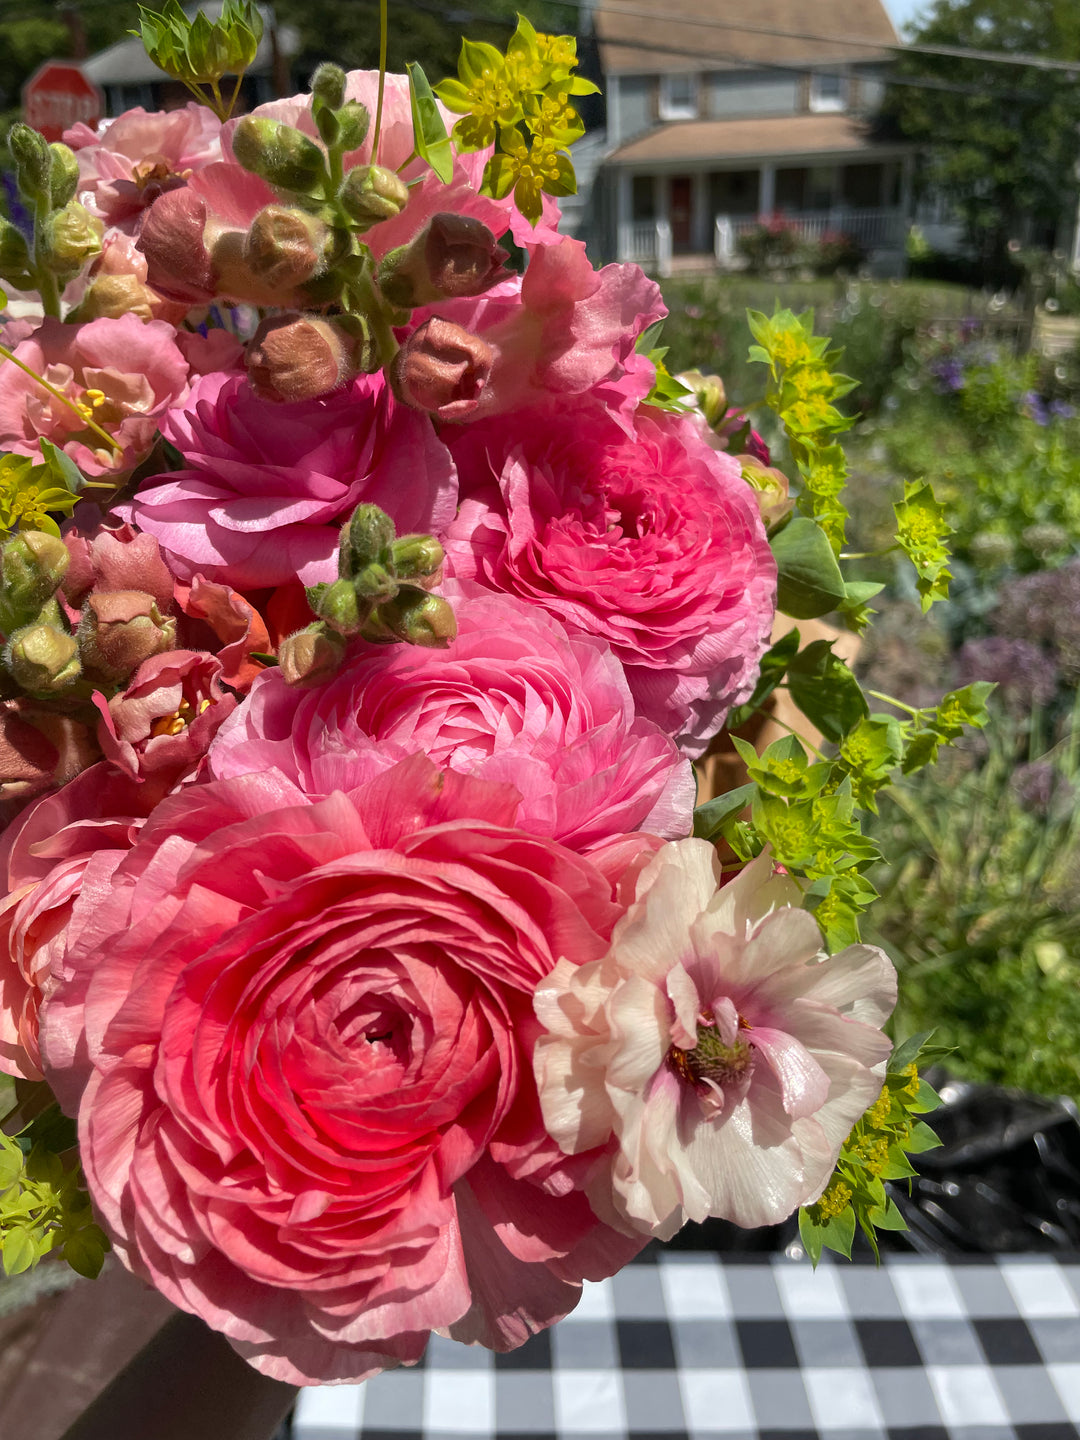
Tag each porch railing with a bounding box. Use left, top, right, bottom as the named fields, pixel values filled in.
left=617, top=218, right=672, bottom=276
left=714, top=208, right=905, bottom=263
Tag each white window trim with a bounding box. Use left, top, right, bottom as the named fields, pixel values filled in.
left=659, top=72, right=698, bottom=122
left=809, top=70, right=847, bottom=113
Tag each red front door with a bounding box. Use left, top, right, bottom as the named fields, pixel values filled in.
left=670, top=175, right=693, bottom=251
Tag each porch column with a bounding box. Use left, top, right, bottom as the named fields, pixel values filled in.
left=692, top=170, right=710, bottom=251
left=759, top=163, right=776, bottom=219
left=616, top=169, right=632, bottom=261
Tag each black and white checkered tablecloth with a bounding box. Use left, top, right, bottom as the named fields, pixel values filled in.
left=291, top=1252, right=1080, bottom=1440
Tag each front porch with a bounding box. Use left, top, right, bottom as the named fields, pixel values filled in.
left=610, top=144, right=914, bottom=277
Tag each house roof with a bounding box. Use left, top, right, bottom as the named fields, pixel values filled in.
left=594, top=0, right=898, bottom=75
left=608, top=112, right=908, bottom=166
left=84, top=1, right=298, bottom=86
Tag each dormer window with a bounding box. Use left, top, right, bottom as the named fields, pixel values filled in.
left=809, top=70, right=847, bottom=112
left=659, top=72, right=698, bottom=121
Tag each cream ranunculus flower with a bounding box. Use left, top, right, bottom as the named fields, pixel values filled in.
left=533, top=839, right=897, bottom=1239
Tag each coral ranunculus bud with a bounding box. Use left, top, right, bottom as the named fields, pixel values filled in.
left=278, top=625, right=346, bottom=687
left=338, top=164, right=410, bottom=229
left=391, top=318, right=494, bottom=421
left=78, top=591, right=177, bottom=680
left=231, top=116, right=330, bottom=195
left=377, top=214, right=510, bottom=309
left=5, top=623, right=81, bottom=693
left=246, top=312, right=369, bottom=403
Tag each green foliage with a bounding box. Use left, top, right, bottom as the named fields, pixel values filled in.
left=0, top=1083, right=109, bottom=1280
left=435, top=15, right=595, bottom=224
left=799, top=1035, right=951, bottom=1263
left=406, top=63, right=454, bottom=183
left=0, top=448, right=83, bottom=538
left=886, top=0, right=1080, bottom=275
left=894, top=480, right=953, bottom=611
left=866, top=711, right=1080, bottom=1104
left=135, top=0, right=262, bottom=115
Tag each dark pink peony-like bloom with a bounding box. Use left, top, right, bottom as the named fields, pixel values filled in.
left=0, top=315, right=189, bottom=478
left=209, top=588, right=696, bottom=851
left=124, top=370, right=457, bottom=588
left=444, top=400, right=776, bottom=754
left=43, top=756, right=650, bottom=1384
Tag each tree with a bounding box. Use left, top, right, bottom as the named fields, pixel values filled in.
left=886, top=0, right=1080, bottom=277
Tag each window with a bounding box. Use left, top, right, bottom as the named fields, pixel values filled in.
left=809, top=71, right=847, bottom=113
left=659, top=73, right=698, bottom=121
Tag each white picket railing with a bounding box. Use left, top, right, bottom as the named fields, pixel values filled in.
left=714, top=208, right=905, bottom=263
left=617, top=219, right=673, bottom=276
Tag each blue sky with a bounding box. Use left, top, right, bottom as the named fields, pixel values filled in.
left=883, top=0, right=933, bottom=32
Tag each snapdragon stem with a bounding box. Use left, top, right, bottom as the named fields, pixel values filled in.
left=0, top=343, right=122, bottom=455
left=371, top=0, right=389, bottom=163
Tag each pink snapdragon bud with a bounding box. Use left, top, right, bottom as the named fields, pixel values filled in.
left=277, top=625, right=346, bottom=687
left=5, top=623, right=82, bottom=693
left=241, top=205, right=331, bottom=290
left=391, top=318, right=493, bottom=421
left=78, top=591, right=177, bottom=680
left=377, top=214, right=510, bottom=309
left=62, top=525, right=174, bottom=612
left=138, top=187, right=217, bottom=305
left=246, top=312, right=371, bottom=403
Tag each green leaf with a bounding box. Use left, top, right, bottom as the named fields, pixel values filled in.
left=692, top=783, right=755, bottom=842
left=37, top=438, right=86, bottom=495
left=771, top=517, right=847, bottom=619
left=904, top=1120, right=944, bottom=1154
left=887, top=1031, right=937, bottom=1073
left=2, top=1225, right=37, bottom=1276
left=798, top=1205, right=825, bottom=1266
left=0, top=1147, right=22, bottom=1191
left=407, top=64, right=454, bottom=183
left=866, top=1195, right=908, bottom=1231
left=63, top=1225, right=107, bottom=1280
left=894, top=480, right=953, bottom=612
left=786, top=640, right=869, bottom=743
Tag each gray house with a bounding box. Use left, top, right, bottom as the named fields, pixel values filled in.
left=574, top=0, right=915, bottom=274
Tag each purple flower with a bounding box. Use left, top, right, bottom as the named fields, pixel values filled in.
left=953, top=636, right=1058, bottom=713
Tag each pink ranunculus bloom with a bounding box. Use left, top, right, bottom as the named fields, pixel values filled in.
left=443, top=399, right=776, bottom=754
left=0, top=763, right=147, bottom=1080
left=208, top=588, right=696, bottom=851
left=65, top=104, right=223, bottom=229
left=533, top=842, right=897, bottom=1238
left=414, top=237, right=665, bottom=427
left=0, top=315, right=189, bottom=478
left=124, top=369, right=457, bottom=589
left=42, top=755, right=650, bottom=1384
left=93, top=649, right=236, bottom=788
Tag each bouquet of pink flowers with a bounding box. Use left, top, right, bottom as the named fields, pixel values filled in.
left=0, top=0, right=979, bottom=1391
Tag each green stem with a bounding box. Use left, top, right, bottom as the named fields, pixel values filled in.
left=371, top=0, right=389, bottom=163
left=840, top=547, right=898, bottom=560
left=209, top=77, right=227, bottom=122
left=867, top=690, right=923, bottom=719
left=35, top=269, right=61, bottom=321
left=765, top=710, right=830, bottom=762
left=227, top=71, right=244, bottom=119
left=396, top=147, right=419, bottom=175
left=0, top=343, right=122, bottom=456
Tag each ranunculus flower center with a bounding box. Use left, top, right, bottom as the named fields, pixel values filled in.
left=669, top=1009, right=754, bottom=1091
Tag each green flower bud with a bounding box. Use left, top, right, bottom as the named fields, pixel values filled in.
left=374, top=588, right=457, bottom=649
left=309, top=577, right=375, bottom=635
left=0, top=530, right=70, bottom=635
left=278, top=624, right=346, bottom=687
left=8, top=124, right=52, bottom=204
left=336, top=101, right=370, bottom=153
left=41, top=202, right=103, bottom=279
left=311, top=62, right=347, bottom=109
left=341, top=503, right=395, bottom=576
left=338, top=165, right=410, bottom=229
left=351, top=562, right=396, bottom=603
left=231, top=117, right=330, bottom=196
left=49, top=143, right=81, bottom=209
left=5, top=622, right=81, bottom=693
left=390, top=534, right=444, bottom=582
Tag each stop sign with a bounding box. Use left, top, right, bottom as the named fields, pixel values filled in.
left=22, top=62, right=104, bottom=142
